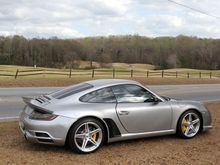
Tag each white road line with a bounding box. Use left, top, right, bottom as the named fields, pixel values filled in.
left=0, top=116, right=19, bottom=120
left=203, top=99, right=220, bottom=103
left=0, top=100, right=23, bottom=103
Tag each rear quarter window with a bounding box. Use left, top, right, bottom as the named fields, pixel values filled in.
left=51, top=83, right=93, bottom=99
left=79, top=87, right=116, bottom=103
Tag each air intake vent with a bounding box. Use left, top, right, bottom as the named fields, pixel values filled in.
left=35, top=96, right=49, bottom=104
left=35, top=132, right=50, bottom=137
left=35, top=98, right=43, bottom=103
left=43, top=95, right=51, bottom=100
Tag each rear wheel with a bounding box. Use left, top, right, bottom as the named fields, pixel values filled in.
left=68, top=118, right=105, bottom=154
left=177, top=110, right=201, bottom=138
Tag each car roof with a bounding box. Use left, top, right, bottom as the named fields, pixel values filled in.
left=85, top=79, right=140, bottom=88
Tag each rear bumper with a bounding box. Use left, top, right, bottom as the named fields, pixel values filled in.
left=19, top=108, right=77, bottom=146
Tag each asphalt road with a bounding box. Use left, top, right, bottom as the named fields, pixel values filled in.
left=0, top=84, right=220, bottom=120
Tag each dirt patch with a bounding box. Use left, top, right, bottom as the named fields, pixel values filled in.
left=1, top=77, right=220, bottom=87
left=0, top=102, right=219, bottom=164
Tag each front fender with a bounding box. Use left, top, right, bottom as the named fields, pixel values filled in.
left=170, top=100, right=211, bottom=131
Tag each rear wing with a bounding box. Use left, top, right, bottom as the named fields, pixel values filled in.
left=22, top=96, right=53, bottom=114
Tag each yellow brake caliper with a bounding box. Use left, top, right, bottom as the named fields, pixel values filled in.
left=181, top=118, right=187, bottom=133
left=92, top=130, right=97, bottom=141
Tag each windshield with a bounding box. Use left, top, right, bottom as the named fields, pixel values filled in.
left=50, top=83, right=93, bottom=99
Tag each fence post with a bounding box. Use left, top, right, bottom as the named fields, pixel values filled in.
left=15, top=69, right=19, bottom=79
left=69, top=68, right=72, bottom=78
left=199, top=72, right=201, bottom=79
left=147, top=71, right=149, bottom=78
left=162, top=70, right=164, bottom=78
left=176, top=71, right=178, bottom=78
left=210, top=72, right=212, bottom=79
left=92, top=69, right=95, bottom=78
left=187, top=73, right=189, bottom=78
left=113, top=69, right=115, bottom=78
left=131, top=69, right=133, bottom=78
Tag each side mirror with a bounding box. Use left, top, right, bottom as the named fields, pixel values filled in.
left=145, top=96, right=160, bottom=103
left=152, top=96, right=160, bottom=102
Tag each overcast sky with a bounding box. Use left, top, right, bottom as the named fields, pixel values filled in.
left=0, top=0, right=220, bottom=38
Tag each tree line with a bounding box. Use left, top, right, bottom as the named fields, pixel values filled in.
left=0, top=35, right=219, bottom=69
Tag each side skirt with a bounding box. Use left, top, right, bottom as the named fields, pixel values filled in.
left=108, top=129, right=175, bottom=143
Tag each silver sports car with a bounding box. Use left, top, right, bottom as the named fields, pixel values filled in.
left=19, top=79, right=212, bottom=154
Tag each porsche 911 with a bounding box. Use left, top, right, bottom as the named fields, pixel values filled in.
left=19, top=79, right=212, bottom=154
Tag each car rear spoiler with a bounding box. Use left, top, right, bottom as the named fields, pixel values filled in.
left=22, top=96, right=53, bottom=114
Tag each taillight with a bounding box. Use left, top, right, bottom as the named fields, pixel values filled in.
left=29, top=110, right=57, bottom=121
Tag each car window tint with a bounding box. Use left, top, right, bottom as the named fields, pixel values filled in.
left=112, top=84, right=154, bottom=103
left=51, top=83, right=93, bottom=99
left=80, top=87, right=116, bottom=103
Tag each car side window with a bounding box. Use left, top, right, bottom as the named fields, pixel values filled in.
left=80, top=87, right=116, bottom=103
left=112, top=84, right=155, bottom=103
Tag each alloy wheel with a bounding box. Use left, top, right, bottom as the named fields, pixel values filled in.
left=181, top=112, right=200, bottom=138
left=74, top=122, right=103, bottom=153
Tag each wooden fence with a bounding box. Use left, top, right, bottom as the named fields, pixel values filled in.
left=0, top=68, right=219, bottom=79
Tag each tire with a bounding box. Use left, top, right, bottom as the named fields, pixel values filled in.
left=68, top=118, right=106, bottom=154
left=177, top=110, right=201, bottom=139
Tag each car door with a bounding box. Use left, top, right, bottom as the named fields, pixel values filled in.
left=112, top=84, right=172, bottom=133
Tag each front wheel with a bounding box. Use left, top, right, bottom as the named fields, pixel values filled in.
left=177, top=110, right=201, bottom=138
left=68, top=118, right=105, bottom=154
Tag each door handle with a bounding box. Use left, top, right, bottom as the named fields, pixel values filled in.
left=118, top=111, right=129, bottom=115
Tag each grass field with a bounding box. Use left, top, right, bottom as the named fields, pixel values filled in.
left=0, top=61, right=156, bottom=71
left=0, top=102, right=219, bottom=165
left=1, top=62, right=220, bottom=73
left=1, top=77, right=220, bottom=87
left=1, top=62, right=220, bottom=87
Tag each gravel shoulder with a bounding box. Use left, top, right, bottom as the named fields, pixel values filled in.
left=0, top=102, right=220, bottom=165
